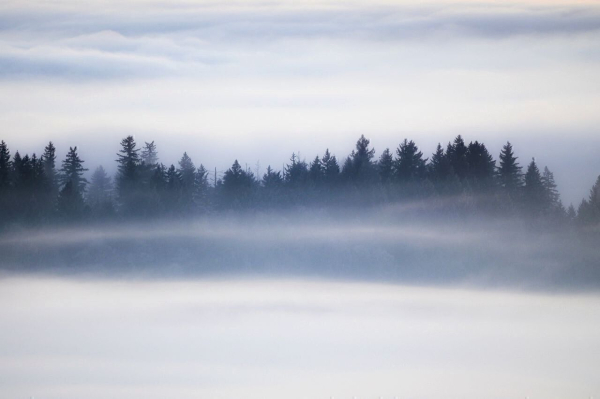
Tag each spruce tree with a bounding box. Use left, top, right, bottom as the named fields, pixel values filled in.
left=115, top=136, right=141, bottom=214
left=178, top=152, right=196, bottom=211
left=428, top=143, right=450, bottom=181
left=378, top=148, right=394, bottom=184
left=577, top=175, right=600, bottom=226
left=498, top=141, right=522, bottom=200
left=141, top=141, right=158, bottom=166
left=87, top=165, right=114, bottom=216
left=59, top=147, right=88, bottom=194
left=308, top=156, right=323, bottom=184
left=194, top=165, right=210, bottom=212
left=465, top=141, right=496, bottom=191
left=321, top=149, right=340, bottom=184
left=541, top=166, right=560, bottom=211
left=42, top=142, right=58, bottom=194
left=447, top=135, right=469, bottom=180
left=0, top=140, right=10, bottom=188
left=393, top=139, right=427, bottom=182
left=523, top=159, right=545, bottom=216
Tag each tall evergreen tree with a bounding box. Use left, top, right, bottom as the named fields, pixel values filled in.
left=541, top=166, right=560, bottom=211
left=428, top=143, right=451, bottom=182
left=194, top=164, right=210, bottom=212
left=498, top=141, right=522, bottom=200
left=523, top=159, right=545, bottom=216
left=141, top=141, right=158, bottom=166
left=321, top=149, right=340, bottom=183
left=115, top=136, right=141, bottom=213
left=308, top=156, right=323, bottom=184
left=284, top=153, right=308, bottom=188
left=447, top=135, right=469, bottom=180
left=87, top=165, right=114, bottom=217
left=465, top=141, right=496, bottom=191
left=0, top=140, right=10, bottom=190
left=350, top=135, right=376, bottom=183
left=222, top=160, right=256, bottom=208
left=42, top=142, right=58, bottom=194
left=57, top=147, right=88, bottom=219
left=59, top=147, right=88, bottom=194
left=393, top=139, right=427, bottom=182
left=577, top=175, right=600, bottom=226
left=378, top=148, right=394, bottom=184
left=178, top=152, right=196, bottom=210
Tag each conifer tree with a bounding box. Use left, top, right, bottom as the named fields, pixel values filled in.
left=308, top=156, right=323, bottom=183
left=447, top=135, right=469, bottom=180
left=393, top=139, right=427, bottom=182
left=0, top=140, right=10, bottom=189
left=42, top=142, right=58, bottom=195
left=321, top=149, right=340, bottom=183
left=194, top=165, right=210, bottom=211
left=378, top=148, right=394, bottom=184
left=541, top=166, right=560, bottom=211
left=428, top=143, right=451, bottom=182
left=465, top=141, right=496, bottom=191
left=59, top=147, right=88, bottom=194
left=350, top=135, right=376, bottom=183
left=577, top=175, right=600, bottom=226
left=116, top=136, right=141, bottom=213
left=178, top=152, right=196, bottom=211
left=523, top=159, right=545, bottom=216
left=87, top=165, right=114, bottom=216
left=498, top=141, right=522, bottom=199
left=141, top=141, right=158, bottom=166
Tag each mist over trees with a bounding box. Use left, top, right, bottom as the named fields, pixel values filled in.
left=0, top=135, right=598, bottom=229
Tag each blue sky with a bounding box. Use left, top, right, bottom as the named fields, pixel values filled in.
left=1, top=0, right=599, bottom=205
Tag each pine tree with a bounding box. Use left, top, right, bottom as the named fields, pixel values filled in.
left=428, top=143, right=451, bottom=181
left=498, top=141, right=522, bottom=200
left=447, top=135, right=469, bottom=180
left=42, top=142, right=58, bottom=194
left=178, top=152, right=196, bottom=211
left=523, top=159, right=545, bottom=216
left=59, top=147, right=88, bottom=194
left=115, top=136, right=141, bottom=214
left=393, top=139, right=427, bottom=182
left=308, top=156, right=323, bottom=184
left=141, top=141, right=158, bottom=166
left=465, top=141, right=496, bottom=191
left=577, top=175, right=600, bottom=226
left=87, top=165, right=114, bottom=216
left=321, top=149, right=340, bottom=183
left=193, top=164, right=210, bottom=212
left=222, top=160, right=255, bottom=208
left=0, top=140, right=10, bottom=190
left=541, top=166, right=560, bottom=211
left=284, top=153, right=308, bottom=188
left=378, top=148, right=394, bottom=184
left=351, top=135, right=376, bottom=183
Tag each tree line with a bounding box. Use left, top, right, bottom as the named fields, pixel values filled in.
left=0, top=135, right=599, bottom=227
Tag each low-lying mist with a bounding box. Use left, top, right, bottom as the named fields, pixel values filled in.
left=2, top=207, right=598, bottom=291
left=1, top=278, right=599, bottom=399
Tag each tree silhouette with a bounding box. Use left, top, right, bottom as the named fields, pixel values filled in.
left=523, top=159, right=545, bottom=216
left=394, top=139, right=427, bottom=182
left=498, top=141, right=522, bottom=201
left=59, top=147, right=88, bottom=194
left=378, top=148, right=394, bottom=184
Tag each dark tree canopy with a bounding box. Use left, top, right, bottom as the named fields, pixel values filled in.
left=0, top=134, right=597, bottom=228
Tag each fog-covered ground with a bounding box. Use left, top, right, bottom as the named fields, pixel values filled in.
left=0, top=277, right=599, bottom=399
left=1, top=208, right=599, bottom=290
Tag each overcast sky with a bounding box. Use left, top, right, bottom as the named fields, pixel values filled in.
left=1, top=0, right=599, bottom=205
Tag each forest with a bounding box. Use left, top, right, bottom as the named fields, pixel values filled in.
left=0, top=134, right=599, bottom=229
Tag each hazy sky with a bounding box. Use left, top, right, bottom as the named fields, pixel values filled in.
left=1, top=0, right=599, bottom=205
